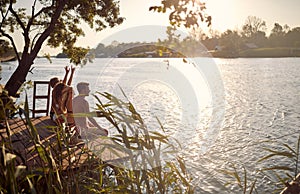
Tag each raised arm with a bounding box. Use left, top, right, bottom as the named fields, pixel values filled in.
left=67, top=66, right=75, bottom=86
left=62, top=66, right=70, bottom=84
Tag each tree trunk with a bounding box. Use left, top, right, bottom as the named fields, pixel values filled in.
left=2, top=1, right=66, bottom=98
left=4, top=54, right=33, bottom=97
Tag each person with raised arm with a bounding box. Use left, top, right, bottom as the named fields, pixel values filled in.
left=49, top=66, right=81, bottom=145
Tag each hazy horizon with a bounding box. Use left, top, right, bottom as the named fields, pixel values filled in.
left=8, top=0, right=300, bottom=56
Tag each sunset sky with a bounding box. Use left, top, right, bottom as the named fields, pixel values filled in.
left=12, top=0, right=300, bottom=55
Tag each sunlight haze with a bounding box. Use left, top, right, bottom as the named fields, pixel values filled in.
left=11, top=0, right=300, bottom=55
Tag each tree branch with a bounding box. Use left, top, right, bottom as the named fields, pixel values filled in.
left=0, top=4, right=9, bottom=29
left=33, top=6, right=53, bottom=19
left=0, top=3, right=20, bottom=62
left=0, top=29, right=20, bottom=62
left=8, top=0, right=26, bottom=32
left=31, top=32, right=42, bottom=52
left=8, top=0, right=32, bottom=57
left=31, top=0, right=67, bottom=58
left=27, top=2, right=54, bottom=52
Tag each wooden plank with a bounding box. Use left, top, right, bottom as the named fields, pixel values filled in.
left=84, top=136, right=129, bottom=163
left=0, top=116, right=128, bottom=171
left=32, top=109, right=49, bottom=113
left=34, top=81, right=50, bottom=85
left=33, top=95, right=49, bottom=99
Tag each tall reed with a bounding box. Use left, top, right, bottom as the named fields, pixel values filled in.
left=0, top=91, right=193, bottom=193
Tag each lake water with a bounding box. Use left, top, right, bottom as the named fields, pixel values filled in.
left=1, top=57, right=300, bottom=193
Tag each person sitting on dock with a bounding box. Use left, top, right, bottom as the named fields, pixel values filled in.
left=73, top=82, right=108, bottom=139
left=50, top=66, right=81, bottom=144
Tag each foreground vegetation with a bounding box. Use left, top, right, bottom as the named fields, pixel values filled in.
left=0, top=91, right=193, bottom=193
left=1, top=87, right=300, bottom=193
left=220, top=133, right=300, bottom=194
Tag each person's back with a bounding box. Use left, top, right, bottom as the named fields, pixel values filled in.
left=49, top=66, right=82, bottom=145
left=50, top=66, right=76, bottom=126
left=72, top=95, right=89, bottom=129
left=51, top=82, right=74, bottom=125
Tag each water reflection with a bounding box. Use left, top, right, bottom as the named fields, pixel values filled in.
left=1, top=57, right=300, bottom=192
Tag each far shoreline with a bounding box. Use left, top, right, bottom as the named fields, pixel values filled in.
left=3, top=47, right=299, bottom=61
left=53, top=47, right=300, bottom=59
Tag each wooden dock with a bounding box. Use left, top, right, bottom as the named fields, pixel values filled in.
left=0, top=116, right=128, bottom=171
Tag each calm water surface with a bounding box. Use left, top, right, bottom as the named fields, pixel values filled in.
left=1, top=57, right=300, bottom=193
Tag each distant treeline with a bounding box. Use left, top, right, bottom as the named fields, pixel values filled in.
left=1, top=16, right=300, bottom=59
left=87, top=17, right=300, bottom=58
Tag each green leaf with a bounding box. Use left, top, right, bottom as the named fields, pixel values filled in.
left=5, top=152, right=16, bottom=164
left=14, top=165, right=26, bottom=178
left=177, top=157, right=186, bottom=175
left=36, top=145, right=47, bottom=163
left=261, top=166, right=294, bottom=171
left=283, top=143, right=297, bottom=155
left=257, top=148, right=295, bottom=163
left=26, top=177, right=37, bottom=194
left=249, top=179, right=257, bottom=194
left=243, top=167, right=247, bottom=194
